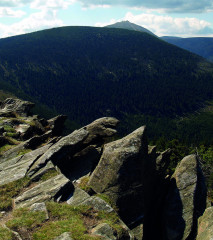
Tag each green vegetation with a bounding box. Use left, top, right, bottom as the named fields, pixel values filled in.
left=0, top=177, right=30, bottom=211
left=0, top=27, right=213, bottom=127
left=97, top=210, right=125, bottom=238
left=78, top=176, right=92, bottom=193
left=3, top=125, right=15, bottom=133
left=39, top=169, right=59, bottom=182
left=0, top=226, right=13, bottom=240
left=5, top=132, right=17, bottom=138
left=95, top=193, right=119, bottom=212
left=6, top=208, right=47, bottom=230
left=6, top=202, right=100, bottom=240
left=4, top=201, right=127, bottom=240
left=0, top=144, right=14, bottom=156
left=17, top=148, right=32, bottom=157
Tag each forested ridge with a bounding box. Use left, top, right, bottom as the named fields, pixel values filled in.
left=0, top=26, right=213, bottom=125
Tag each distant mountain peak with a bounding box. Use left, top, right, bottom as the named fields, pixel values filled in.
left=105, top=20, right=156, bottom=37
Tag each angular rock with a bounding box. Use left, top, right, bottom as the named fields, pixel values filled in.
left=67, top=185, right=114, bottom=213
left=88, top=126, right=148, bottom=223
left=30, top=202, right=49, bottom=220
left=130, top=224, right=143, bottom=240
left=48, top=115, right=67, bottom=136
left=0, top=158, right=34, bottom=186
left=0, top=142, right=27, bottom=163
left=67, top=186, right=90, bottom=205
left=30, top=117, right=118, bottom=180
left=53, top=232, right=73, bottom=240
left=163, top=154, right=207, bottom=240
left=77, top=196, right=114, bottom=213
left=0, top=98, right=34, bottom=117
left=83, top=117, right=119, bottom=145
left=14, top=174, right=72, bottom=208
left=0, top=133, right=54, bottom=163
left=29, top=161, right=57, bottom=181
left=28, top=127, right=89, bottom=178
left=0, top=144, right=52, bottom=185
left=196, top=207, right=213, bottom=240
left=92, top=223, right=116, bottom=240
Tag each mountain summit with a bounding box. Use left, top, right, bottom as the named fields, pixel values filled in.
left=105, top=20, right=156, bottom=36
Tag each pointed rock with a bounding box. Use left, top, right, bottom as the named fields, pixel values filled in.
left=163, top=154, right=207, bottom=240
left=88, top=126, right=148, bottom=223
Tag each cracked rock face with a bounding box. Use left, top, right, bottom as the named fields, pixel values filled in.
left=0, top=144, right=52, bottom=186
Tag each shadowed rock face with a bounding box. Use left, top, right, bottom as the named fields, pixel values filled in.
left=163, top=154, right=207, bottom=240
left=88, top=126, right=149, bottom=223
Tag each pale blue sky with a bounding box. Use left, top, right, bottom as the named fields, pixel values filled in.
left=0, top=0, right=213, bottom=38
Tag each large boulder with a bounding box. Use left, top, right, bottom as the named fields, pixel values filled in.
left=88, top=126, right=148, bottom=223
left=0, top=98, right=34, bottom=117
left=162, top=154, right=207, bottom=240
left=29, top=117, right=119, bottom=180
left=196, top=206, right=213, bottom=240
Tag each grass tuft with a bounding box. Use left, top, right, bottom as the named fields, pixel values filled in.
left=0, top=226, right=13, bottom=240
left=40, top=169, right=59, bottom=182
left=77, top=176, right=92, bottom=193
left=0, top=177, right=31, bottom=211
left=6, top=208, right=47, bottom=231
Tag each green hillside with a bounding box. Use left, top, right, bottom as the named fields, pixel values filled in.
left=0, top=26, right=213, bottom=143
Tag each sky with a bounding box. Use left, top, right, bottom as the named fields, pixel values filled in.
left=0, top=0, right=213, bottom=39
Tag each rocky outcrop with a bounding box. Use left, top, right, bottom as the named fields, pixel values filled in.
left=163, top=154, right=207, bottom=240
left=88, top=126, right=148, bottom=223
left=0, top=98, right=210, bottom=240
left=14, top=174, right=72, bottom=208
left=28, top=117, right=119, bottom=180
left=196, top=207, right=213, bottom=240
left=0, top=98, right=34, bottom=117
